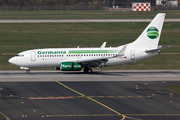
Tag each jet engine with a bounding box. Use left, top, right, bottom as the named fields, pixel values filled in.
left=59, top=62, right=82, bottom=71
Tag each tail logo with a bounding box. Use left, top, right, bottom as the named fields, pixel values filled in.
left=147, top=27, right=159, bottom=39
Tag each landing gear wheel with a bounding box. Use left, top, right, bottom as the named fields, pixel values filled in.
left=83, top=68, right=88, bottom=73
left=88, top=69, right=92, bottom=74
left=26, top=70, right=30, bottom=74
left=83, top=68, right=92, bottom=74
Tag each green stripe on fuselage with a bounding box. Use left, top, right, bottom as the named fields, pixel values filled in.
left=69, top=50, right=119, bottom=54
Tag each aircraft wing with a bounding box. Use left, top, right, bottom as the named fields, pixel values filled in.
left=77, top=44, right=128, bottom=67
left=77, top=56, right=112, bottom=67
left=61, top=45, right=127, bottom=68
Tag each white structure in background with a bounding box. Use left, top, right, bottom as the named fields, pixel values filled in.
left=156, top=0, right=178, bottom=6
left=132, top=2, right=151, bottom=11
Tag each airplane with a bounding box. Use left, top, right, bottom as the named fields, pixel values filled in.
left=9, top=13, right=169, bottom=74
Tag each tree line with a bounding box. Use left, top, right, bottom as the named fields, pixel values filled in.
left=0, top=0, right=156, bottom=6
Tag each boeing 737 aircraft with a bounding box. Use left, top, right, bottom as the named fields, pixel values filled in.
left=9, top=13, right=168, bottom=74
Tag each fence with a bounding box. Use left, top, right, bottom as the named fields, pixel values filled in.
left=0, top=5, right=105, bottom=11
left=0, top=5, right=179, bottom=11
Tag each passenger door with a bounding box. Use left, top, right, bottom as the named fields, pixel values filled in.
left=31, top=51, right=36, bottom=61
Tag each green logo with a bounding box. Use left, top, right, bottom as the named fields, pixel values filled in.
left=37, top=50, right=66, bottom=54
left=147, top=27, right=159, bottom=39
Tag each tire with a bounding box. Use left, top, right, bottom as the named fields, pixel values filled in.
left=26, top=70, right=30, bottom=74
left=88, top=69, right=92, bottom=74
left=84, top=68, right=92, bottom=73
left=83, top=68, right=88, bottom=73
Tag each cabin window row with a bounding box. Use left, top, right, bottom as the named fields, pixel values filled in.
left=66, top=54, right=117, bottom=57
left=38, top=55, right=64, bottom=57
left=37, top=54, right=118, bottom=58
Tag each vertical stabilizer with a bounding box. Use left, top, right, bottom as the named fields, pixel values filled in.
left=131, top=13, right=165, bottom=49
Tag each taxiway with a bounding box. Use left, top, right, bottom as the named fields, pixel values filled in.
left=0, top=70, right=179, bottom=120
left=0, top=19, right=180, bottom=23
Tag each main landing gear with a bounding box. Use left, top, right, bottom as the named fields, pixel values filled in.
left=83, top=68, right=92, bottom=74
left=26, top=70, right=30, bottom=74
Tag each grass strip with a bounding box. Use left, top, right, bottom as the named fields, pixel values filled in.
left=167, top=85, right=180, bottom=94
left=0, top=10, right=180, bottom=19
left=0, top=22, right=179, bottom=53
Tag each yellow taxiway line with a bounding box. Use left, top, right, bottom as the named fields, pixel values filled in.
left=53, top=79, right=143, bottom=120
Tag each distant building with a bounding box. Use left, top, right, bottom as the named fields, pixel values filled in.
left=156, top=0, right=178, bottom=6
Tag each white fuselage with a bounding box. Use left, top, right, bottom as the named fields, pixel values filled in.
left=8, top=45, right=158, bottom=69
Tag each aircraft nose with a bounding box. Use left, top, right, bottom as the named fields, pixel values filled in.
left=8, top=57, right=15, bottom=64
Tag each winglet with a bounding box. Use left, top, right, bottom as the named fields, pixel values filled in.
left=101, top=42, right=106, bottom=48
left=118, top=44, right=127, bottom=56
left=113, top=44, right=127, bottom=58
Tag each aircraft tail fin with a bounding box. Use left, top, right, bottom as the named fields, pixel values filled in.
left=131, top=13, right=165, bottom=49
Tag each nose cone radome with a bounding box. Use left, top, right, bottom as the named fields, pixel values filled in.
left=8, top=57, right=15, bottom=64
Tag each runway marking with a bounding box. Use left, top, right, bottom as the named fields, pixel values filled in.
left=125, top=114, right=180, bottom=116
left=53, top=79, right=142, bottom=120
left=87, top=96, right=121, bottom=115
left=46, top=114, right=119, bottom=117
left=53, top=79, right=122, bottom=116
left=20, top=96, right=151, bottom=99
left=20, top=96, right=74, bottom=99
left=53, top=79, right=85, bottom=96
left=46, top=114, right=180, bottom=117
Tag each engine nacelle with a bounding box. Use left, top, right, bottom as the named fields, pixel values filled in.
left=60, top=62, right=82, bottom=71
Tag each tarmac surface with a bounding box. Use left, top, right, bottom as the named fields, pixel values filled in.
left=0, top=70, right=180, bottom=120
left=0, top=19, right=180, bottom=23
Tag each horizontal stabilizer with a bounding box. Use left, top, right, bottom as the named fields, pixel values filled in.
left=146, top=46, right=171, bottom=53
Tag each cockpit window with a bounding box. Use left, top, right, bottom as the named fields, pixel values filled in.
left=16, top=54, right=24, bottom=57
